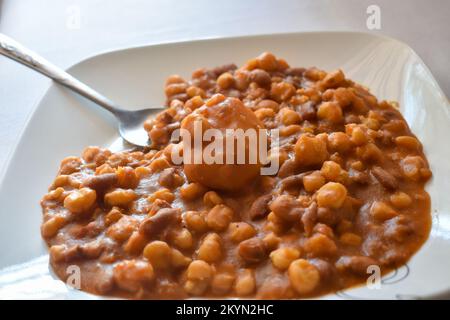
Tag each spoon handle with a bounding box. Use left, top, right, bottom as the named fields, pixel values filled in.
left=0, top=33, right=119, bottom=114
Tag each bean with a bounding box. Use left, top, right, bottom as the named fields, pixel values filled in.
left=248, top=194, right=272, bottom=220
left=238, top=237, right=267, bottom=263
left=139, top=208, right=181, bottom=238
left=371, top=166, right=398, bottom=190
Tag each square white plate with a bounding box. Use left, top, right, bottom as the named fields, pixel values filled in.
left=0, top=32, right=449, bottom=299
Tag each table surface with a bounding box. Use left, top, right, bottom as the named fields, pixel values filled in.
left=0, top=0, right=448, bottom=175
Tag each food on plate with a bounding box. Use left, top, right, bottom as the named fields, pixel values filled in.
left=41, top=52, right=431, bottom=299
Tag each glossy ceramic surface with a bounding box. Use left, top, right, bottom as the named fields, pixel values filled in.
left=0, top=32, right=448, bottom=299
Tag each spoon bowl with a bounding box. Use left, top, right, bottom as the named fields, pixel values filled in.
left=116, top=108, right=163, bottom=147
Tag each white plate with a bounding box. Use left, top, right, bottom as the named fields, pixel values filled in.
left=0, top=32, right=449, bottom=300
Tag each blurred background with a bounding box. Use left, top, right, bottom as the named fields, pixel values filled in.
left=0, top=0, right=448, bottom=174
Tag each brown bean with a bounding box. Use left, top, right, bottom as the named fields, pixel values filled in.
left=301, top=202, right=318, bottom=236
left=249, top=194, right=272, bottom=220
left=139, top=208, right=181, bottom=238
left=212, top=63, right=237, bottom=77
left=295, top=101, right=316, bottom=121
left=348, top=168, right=369, bottom=185
left=249, top=69, right=271, bottom=87
left=335, top=256, right=379, bottom=275
left=269, top=195, right=304, bottom=222
left=277, top=158, right=299, bottom=178
left=82, top=173, right=118, bottom=194
left=158, top=168, right=183, bottom=189
left=371, top=166, right=398, bottom=190
left=238, top=237, right=267, bottom=263
left=279, top=171, right=313, bottom=191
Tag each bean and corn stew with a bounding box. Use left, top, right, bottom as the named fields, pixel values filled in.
left=41, top=53, right=431, bottom=299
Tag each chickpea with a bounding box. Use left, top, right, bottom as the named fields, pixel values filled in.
left=186, top=86, right=206, bottom=98
left=206, top=204, right=234, bottom=231
left=317, top=101, right=343, bottom=124
left=165, top=74, right=185, bottom=86
left=41, top=215, right=67, bottom=238
left=124, top=231, right=148, bottom=255
left=257, top=52, right=278, bottom=71
left=104, top=188, right=137, bottom=207
left=262, top=233, right=281, bottom=252
left=257, top=99, right=280, bottom=112
left=254, top=107, right=276, bottom=120
left=316, top=182, right=347, bottom=209
left=228, top=222, right=257, bottom=243
left=165, top=83, right=187, bottom=97
left=82, top=146, right=109, bottom=163
left=205, top=93, right=226, bottom=107
left=357, top=143, right=383, bottom=163
left=303, top=171, right=325, bottom=193
left=320, top=161, right=342, bottom=181
left=280, top=125, right=302, bottom=137
left=171, top=249, right=192, bottom=268
left=400, top=156, right=428, bottom=181
left=185, top=95, right=204, bottom=110
left=350, top=160, right=365, bottom=171
left=63, top=187, right=96, bottom=214
left=270, top=82, right=296, bottom=102
left=135, top=166, right=152, bottom=179
left=234, top=269, right=256, bottom=296
left=320, top=69, right=345, bottom=89
left=43, top=187, right=67, bottom=202
left=211, top=272, right=235, bottom=295
left=234, top=70, right=250, bottom=90
left=288, top=259, right=320, bottom=295
left=304, top=233, right=337, bottom=257
left=143, top=241, right=172, bottom=269
left=106, top=216, right=138, bottom=243
left=148, top=188, right=175, bottom=203
left=217, top=72, right=235, bottom=89
left=327, top=132, right=351, bottom=154
left=59, top=156, right=82, bottom=175
left=305, top=67, right=326, bottom=81
left=180, top=182, right=207, bottom=201
left=395, top=136, right=421, bottom=150
left=172, top=228, right=194, bottom=250
left=113, top=260, right=154, bottom=292
left=184, top=210, right=208, bottom=233
left=105, top=207, right=123, bottom=226
left=116, top=166, right=139, bottom=189
left=279, top=108, right=301, bottom=125
left=370, top=201, right=398, bottom=221
left=313, top=223, right=334, bottom=238
left=203, top=191, right=223, bottom=207
left=198, top=233, right=222, bottom=263
left=184, top=260, right=214, bottom=295
left=270, top=247, right=301, bottom=270
left=49, top=244, right=66, bottom=263
left=149, top=157, right=171, bottom=172
left=350, top=126, right=368, bottom=146
left=333, top=87, right=354, bottom=108
left=390, top=191, right=413, bottom=208
left=339, top=232, right=362, bottom=246
left=51, top=175, right=70, bottom=189
left=294, top=134, right=329, bottom=167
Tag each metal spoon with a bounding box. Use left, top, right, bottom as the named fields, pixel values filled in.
left=0, top=33, right=164, bottom=147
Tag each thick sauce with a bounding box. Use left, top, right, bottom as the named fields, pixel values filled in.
left=41, top=53, right=431, bottom=299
